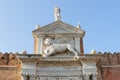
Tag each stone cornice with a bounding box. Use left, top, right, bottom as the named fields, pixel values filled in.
left=0, top=66, right=17, bottom=70
left=19, top=58, right=38, bottom=63
left=33, top=33, right=84, bottom=38
left=101, top=65, right=120, bottom=67
left=17, top=54, right=101, bottom=62
left=36, top=61, right=82, bottom=66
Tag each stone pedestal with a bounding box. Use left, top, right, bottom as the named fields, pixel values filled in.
left=36, top=57, right=82, bottom=80
left=19, top=54, right=99, bottom=80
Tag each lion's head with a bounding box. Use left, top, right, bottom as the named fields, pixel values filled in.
left=44, top=38, right=54, bottom=46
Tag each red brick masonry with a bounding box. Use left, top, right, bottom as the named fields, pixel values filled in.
left=0, top=52, right=21, bottom=80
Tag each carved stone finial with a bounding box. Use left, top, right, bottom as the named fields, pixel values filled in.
left=21, top=50, right=27, bottom=54
left=77, top=22, right=81, bottom=28
left=91, top=49, right=97, bottom=54
left=35, top=24, right=40, bottom=29
left=54, top=5, right=61, bottom=21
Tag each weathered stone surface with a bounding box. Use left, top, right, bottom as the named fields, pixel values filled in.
left=0, top=53, right=22, bottom=80
left=1, top=52, right=120, bottom=80
left=32, top=20, right=85, bottom=55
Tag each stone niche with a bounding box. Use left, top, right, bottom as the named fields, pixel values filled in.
left=32, top=21, right=85, bottom=55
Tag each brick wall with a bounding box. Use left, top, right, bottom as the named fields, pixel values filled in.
left=102, top=67, right=120, bottom=80
left=0, top=53, right=21, bottom=80
left=97, top=52, right=120, bottom=80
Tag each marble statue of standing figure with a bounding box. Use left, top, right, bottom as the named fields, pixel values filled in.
left=54, top=5, right=61, bottom=21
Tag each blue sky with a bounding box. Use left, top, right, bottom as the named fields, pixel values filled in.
left=0, top=0, right=120, bottom=53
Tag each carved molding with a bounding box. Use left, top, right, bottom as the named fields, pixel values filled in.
left=37, top=61, right=82, bottom=66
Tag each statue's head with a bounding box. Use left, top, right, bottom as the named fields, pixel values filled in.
left=44, top=38, right=53, bottom=46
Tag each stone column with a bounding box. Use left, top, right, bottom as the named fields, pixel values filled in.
left=34, top=36, right=38, bottom=54
left=75, top=37, right=80, bottom=53
left=38, top=38, right=43, bottom=54
left=80, top=37, right=84, bottom=54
